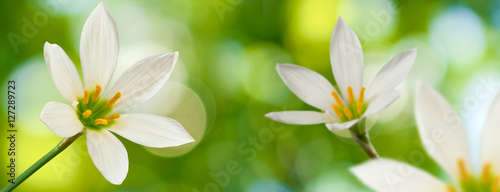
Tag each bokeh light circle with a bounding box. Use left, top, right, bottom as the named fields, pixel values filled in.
left=429, top=6, right=486, bottom=68
left=241, top=43, right=293, bottom=105
left=130, top=82, right=206, bottom=157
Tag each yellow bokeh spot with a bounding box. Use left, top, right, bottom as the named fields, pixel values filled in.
left=296, top=0, right=339, bottom=42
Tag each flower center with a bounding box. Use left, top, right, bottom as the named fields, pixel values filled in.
left=447, top=159, right=500, bottom=192
left=75, top=85, right=121, bottom=130
left=331, top=86, right=366, bottom=121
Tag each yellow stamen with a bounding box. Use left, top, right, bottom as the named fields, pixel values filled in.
left=83, top=89, right=90, bottom=104
left=82, top=110, right=92, bottom=118
left=95, top=119, right=108, bottom=125
left=492, top=176, right=500, bottom=192
left=105, top=113, right=121, bottom=121
left=359, top=87, right=365, bottom=103
left=458, top=158, right=468, bottom=181
left=331, top=91, right=344, bottom=108
left=483, top=163, right=491, bottom=183
left=347, top=86, right=355, bottom=104
left=357, top=101, right=363, bottom=115
left=344, top=107, right=352, bottom=119
left=447, top=185, right=457, bottom=192
left=331, top=104, right=343, bottom=118
left=92, top=85, right=102, bottom=101
left=107, top=92, right=121, bottom=107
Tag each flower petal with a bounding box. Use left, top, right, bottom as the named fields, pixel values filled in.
left=330, top=16, right=364, bottom=99
left=108, top=114, right=194, bottom=148
left=44, top=42, right=83, bottom=103
left=415, top=81, right=472, bottom=182
left=80, top=2, right=119, bottom=91
left=362, top=90, right=401, bottom=117
left=351, top=158, right=449, bottom=192
left=366, top=48, right=417, bottom=100
left=326, top=119, right=358, bottom=132
left=265, top=111, right=335, bottom=125
left=276, top=64, right=336, bottom=111
left=87, top=130, right=128, bottom=185
left=40, top=101, right=84, bottom=137
left=481, top=92, right=500, bottom=174
left=104, top=52, right=178, bottom=111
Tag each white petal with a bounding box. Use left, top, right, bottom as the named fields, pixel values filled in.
left=108, top=114, right=194, bottom=148
left=326, top=119, right=358, bottom=132
left=366, top=48, right=417, bottom=100
left=40, top=101, right=83, bottom=138
left=415, top=81, right=472, bottom=182
left=87, top=130, right=128, bottom=185
left=80, top=2, right=119, bottom=91
left=276, top=64, right=336, bottom=111
left=44, top=42, right=83, bottom=103
left=265, top=111, right=335, bottom=125
left=330, top=16, right=364, bottom=99
left=362, top=90, right=401, bottom=117
left=351, top=158, right=449, bottom=192
left=481, top=92, right=500, bottom=174
left=104, top=52, right=178, bottom=111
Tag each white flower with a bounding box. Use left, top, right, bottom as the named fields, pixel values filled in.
left=265, top=16, right=417, bottom=132
left=351, top=81, right=500, bottom=192
left=40, top=2, right=194, bottom=184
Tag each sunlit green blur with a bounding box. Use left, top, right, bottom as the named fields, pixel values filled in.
left=1, top=0, right=499, bottom=191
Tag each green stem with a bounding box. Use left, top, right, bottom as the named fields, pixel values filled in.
left=1, top=132, right=83, bottom=192
left=349, top=119, right=379, bottom=159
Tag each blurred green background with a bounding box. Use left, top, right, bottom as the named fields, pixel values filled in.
left=1, top=0, right=499, bottom=191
